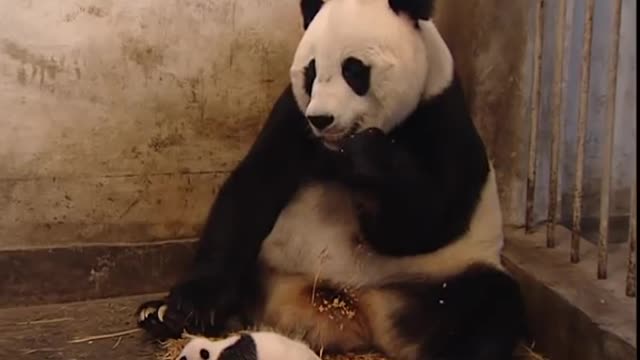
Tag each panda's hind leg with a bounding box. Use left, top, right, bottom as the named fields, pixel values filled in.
left=374, top=264, right=527, bottom=360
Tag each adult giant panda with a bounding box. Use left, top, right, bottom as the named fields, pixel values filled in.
left=138, top=0, right=527, bottom=359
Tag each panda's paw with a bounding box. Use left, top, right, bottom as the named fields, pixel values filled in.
left=339, top=127, right=393, bottom=182
left=164, top=276, right=247, bottom=337
left=136, top=299, right=184, bottom=340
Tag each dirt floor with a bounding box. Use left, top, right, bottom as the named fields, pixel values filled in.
left=0, top=294, right=390, bottom=360
left=0, top=294, right=160, bottom=359
left=0, top=294, right=545, bottom=360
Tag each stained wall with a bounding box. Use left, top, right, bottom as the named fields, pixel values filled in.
left=1, top=0, right=563, bottom=249
left=0, top=0, right=302, bottom=248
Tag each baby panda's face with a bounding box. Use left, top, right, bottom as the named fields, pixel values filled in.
left=291, top=0, right=430, bottom=150
left=176, top=332, right=322, bottom=360
left=177, top=337, right=238, bottom=360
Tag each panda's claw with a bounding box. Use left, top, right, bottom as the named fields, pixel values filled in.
left=137, top=300, right=165, bottom=323
left=157, top=304, right=168, bottom=322
left=138, top=308, right=147, bottom=322
left=136, top=299, right=186, bottom=340
left=141, top=307, right=151, bottom=321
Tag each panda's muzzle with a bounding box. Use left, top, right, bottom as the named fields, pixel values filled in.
left=318, top=122, right=361, bottom=149
left=308, top=115, right=335, bottom=130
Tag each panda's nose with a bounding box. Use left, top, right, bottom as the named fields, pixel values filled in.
left=308, top=115, right=334, bottom=130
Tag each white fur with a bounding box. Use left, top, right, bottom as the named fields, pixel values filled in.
left=290, top=0, right=454, bottom=149
left=254, top=2, right=502, bottom=353
left=177, top=332, right=321, bottom=360
left=259, top=166, right=504, bottom=287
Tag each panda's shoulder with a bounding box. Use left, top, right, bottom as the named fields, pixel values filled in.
left=393, top=74, right=488, bottom=166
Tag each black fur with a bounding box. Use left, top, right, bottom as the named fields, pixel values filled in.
left=138, top=71, right=495, bottom=336
left=337, top=75, right=489, bottom=256
left=136, top=2, right=525, bottom=356
left=389, top=265, right=526, bottom=360
left=388, top=0, right=435, bottom=21
left=301, top=0, right=435, bottom=31
left=219, top=334, right=258, bottom=360
left=300, top=0, right=324, bottom=29
left=342, top=57, right=371, bottom=96
left=136, top=300, right=183, bottom=340
left=304, top=59, right=316, bottom=96
left=138, top=86, right=319, bottom=338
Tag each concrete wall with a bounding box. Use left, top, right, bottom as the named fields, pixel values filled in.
left=0, top=0, right=302, bottom=249
left=0, top=0, right=542, bottom=250
left=435, top=0, right=535, bottom=226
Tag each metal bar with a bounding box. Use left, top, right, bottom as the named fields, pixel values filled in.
left=526, top=0, right=545, bottom=233
left=627, top=174, right=637, bottom=297
left=597, top=0, right=623, bottom=280
left=571, top=0, right=596, bottom=263
left=547, top=0, right=568, bottom=248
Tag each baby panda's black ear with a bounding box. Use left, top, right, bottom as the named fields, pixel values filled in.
left=300, top=0, right=324, bottom=29
left=388, top=0, right=435, bottom=20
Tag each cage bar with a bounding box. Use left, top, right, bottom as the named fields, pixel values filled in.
left=547, top=0, right=568, bottom=248
left=526, top=0, right=545, bottom=233
left=597, top=0, right=623, bottom=280
left=627, top=175, right=637, bottom=297
left=571, top=0, right=596, bottom=263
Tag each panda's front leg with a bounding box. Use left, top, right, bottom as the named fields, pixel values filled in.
left=137, top=264, right=261, bottom=339
left=337, top=127, right=433, bottom=256
left=137, top=86, right=315, bottom=340
left=338, top=127, right=402, bottom=186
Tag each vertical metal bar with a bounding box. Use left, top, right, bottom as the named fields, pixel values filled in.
left=571, top=0, right=596, bottom=263
left=547, top=0, right=568, bottom=248
left=527, top=0, right=545, bottom=233
left=627, top=174, right=637, bottom=297
left=598, top=0, right=623, bottom=280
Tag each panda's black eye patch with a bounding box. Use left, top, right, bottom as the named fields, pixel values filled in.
left=342, top=57, right=370, bottom=96
left=200, top=348, right=210, bottom=359
left=304, top=59, right=316, bottom=96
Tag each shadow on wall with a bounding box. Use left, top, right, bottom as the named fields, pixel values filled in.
left=434, top=0, right=534, bottom=226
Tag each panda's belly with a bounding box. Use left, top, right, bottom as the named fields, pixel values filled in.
left=259, top=170, right=506, bottom=287
left=259, top=182, right=380, bottom=286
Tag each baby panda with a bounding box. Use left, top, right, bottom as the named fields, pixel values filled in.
left=176, top=332, right=321, bottom=360
left=138, top=0, right=528, bottom=359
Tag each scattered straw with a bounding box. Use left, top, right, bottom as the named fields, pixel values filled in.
left=68, top=328, right=141, bottom=344
left=157, top=333, right=206, bottom=360
left=16, top=317, right=74, bottom=326
left=311, top=268, right=322, bottom=306
left=112, top=336, right=123, bottom=349
left=312, top=246, right=331, bottom=306
left=514, top=343, right=549, bottom=360
left=22, top=348, right=64, bottom=355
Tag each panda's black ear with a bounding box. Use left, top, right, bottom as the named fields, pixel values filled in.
left=388, top=0, right=435, bottom=20
left=300, top=0, right=324, bottom=29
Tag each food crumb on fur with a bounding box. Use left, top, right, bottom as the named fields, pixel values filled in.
left=312, top=286, right=359, bottom=322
